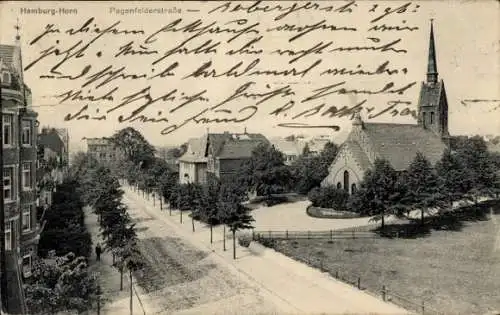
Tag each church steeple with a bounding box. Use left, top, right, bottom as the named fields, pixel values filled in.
left=417, top=19, right=450, bottom=141
left=426, top=19, right=438, bottom=84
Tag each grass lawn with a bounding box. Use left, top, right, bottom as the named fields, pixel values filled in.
left=267, top=204, right=500, bottom=315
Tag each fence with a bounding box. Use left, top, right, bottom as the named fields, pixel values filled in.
left=252, top=229, right=377, bottom=241
left=253, top=231, right=445, bottom=315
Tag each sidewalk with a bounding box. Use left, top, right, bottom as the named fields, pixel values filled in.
left=122, top=185, right=411, bottom=315
left=84, top=207, right=151, bottom=315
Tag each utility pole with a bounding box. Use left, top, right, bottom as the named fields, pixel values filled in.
left=0, top=76, right=8, bottom=313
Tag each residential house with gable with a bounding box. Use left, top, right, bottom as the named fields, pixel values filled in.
left=178, top=130, right=269, bottom=184
left=178, top=137, right=208, bottom=184
left=206, top=131, right=269, bottom=182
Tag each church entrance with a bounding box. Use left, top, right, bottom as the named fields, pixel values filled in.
left=343, top=170, right=349, bottom=193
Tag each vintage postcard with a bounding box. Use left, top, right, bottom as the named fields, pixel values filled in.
left=0, top=1, right=499, bottom=314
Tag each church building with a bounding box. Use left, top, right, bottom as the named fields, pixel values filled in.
left=321, top=21, right=450, bottom=193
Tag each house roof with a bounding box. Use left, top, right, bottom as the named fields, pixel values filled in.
left=0, top=45, right=15, bottom=65
left=217, top=140, right=265, bottom=159
left=269, top=139, right=305, bottom=156
left=38, top=128, right=65, bottom=156
left=307, top=139, right=331, bottom=153
left=362, top=122, right=447, bottom=170
left=179, top=132, right=269, bottom=162
left=178, top=137, right=207, bottom=163
left=208, top=132, right=268, bottom=158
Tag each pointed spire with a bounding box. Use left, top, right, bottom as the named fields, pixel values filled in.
left=427, top=19, right=438, bottom=84
left=15, top=17, right=21, bottom=42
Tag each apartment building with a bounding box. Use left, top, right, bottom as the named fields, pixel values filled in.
left=86, top=137, right=120, bottom=163
left=1, top=39, right=40, bottom=313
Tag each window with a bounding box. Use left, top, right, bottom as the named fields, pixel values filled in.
left=1, top=72, right=11, bottom=84
left=430, top=112, right=435, bottom=124
left=3, top=167, right=13, bottom=201
left=21, top=120, right=32, bottom=145
left=3, top=115, right=13, bottom=146
left=22, top=255, right=32, bottom=278
left=22, top=204, right=32, bottom=232
left=351, top=184, right=357, bottom=194
left=5, top=222, right=12, bottom=251
left=22, top=163, right=32, bottom=190
left=343, top=171, right=350, bottom=193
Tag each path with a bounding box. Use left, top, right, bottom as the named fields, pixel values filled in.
left=84, top=207, right=151, bottom=315
left=249, top=197, right=494, bottom=232
left=122, top=185, right=411, bottom=315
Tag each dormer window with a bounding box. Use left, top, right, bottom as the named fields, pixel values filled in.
left=1, top=71, right=11, bottom=85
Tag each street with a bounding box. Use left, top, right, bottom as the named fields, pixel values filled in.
left=121, top=186, right=411, bottom=315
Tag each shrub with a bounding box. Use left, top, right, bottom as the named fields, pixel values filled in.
left=238, top=235, right=252, bottom=247
left=258, top=238, right=277, bottom=248
left=308, top=186, right=349, bottom=210
left=264, top=196, right=288, bottom=207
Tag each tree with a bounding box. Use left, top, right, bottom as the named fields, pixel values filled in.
left=203, top=175, right=221, bottom=243
left=302, top=143, right=311, bottom=156
left=187, top=183, right=205, bottom=232
left=291, top=141, right=338, bottom=194
left=436, top=149, right=469, bottom=210
left=160, top=170, right=179, bottom=205
left=308, top=186, right=349, bottom=210
left=238, top=143, right=292, bottom=199
left=38, top=179, right=92, bottom=259
left=454, top=136, right=498, bottom=202
left=348, top=159, right=399, bottom=229
left=119, top=239, right=144, bottom=315
left=24, top=253, right=98, bottom=315
left=400, top=152, right=442, bottom=225
left=143, top=158, right=173, bottom=195
left=217, top=183, right=254, bottom=259
left=110, top=127, right=156, bottom=168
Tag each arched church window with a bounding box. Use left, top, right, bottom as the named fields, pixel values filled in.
left=351, top=184, right=357, bottom=194
left=430, top=112, right=435, bottom=124
left=337, top=182, right=341, bottom=189
left=343, top=171, right=349, bottom=193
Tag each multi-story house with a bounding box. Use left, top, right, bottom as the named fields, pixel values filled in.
left=206, top=131, right=269, bottom=182
left=178, top=137, right=208, bottom=184
left=37, top=127, right=69, bottom=209
left=178, top=131, right=269, bottom=184
left=86, top=137, right=120, bottom=163
left=1, top=37, right=41, bottom=313
left=269, top=138, right=306, bottom=165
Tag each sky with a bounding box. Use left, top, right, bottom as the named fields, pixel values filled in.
left=1, top=0, right=499, bottom=154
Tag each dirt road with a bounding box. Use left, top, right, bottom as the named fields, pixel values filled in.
left=123, top=186, right=411, bottom=315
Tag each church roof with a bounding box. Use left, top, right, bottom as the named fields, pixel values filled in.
left=417, top=80, right=444, bottom=109
left=344, top=140, right=372, bottom=171
left=362, top=122, right=447, bottom=170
